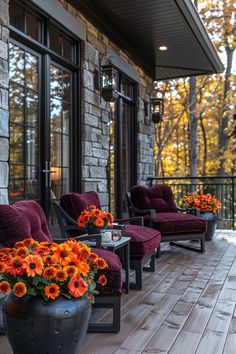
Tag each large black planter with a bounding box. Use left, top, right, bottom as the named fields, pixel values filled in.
left=3, top=292, right=91, bottom=354
left=200, top=212, right=218, bottom=241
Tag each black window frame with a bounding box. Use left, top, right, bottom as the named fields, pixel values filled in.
left=8, top=0, right=82, bottom=214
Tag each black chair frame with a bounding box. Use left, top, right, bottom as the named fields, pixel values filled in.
left=126, top=192, right=205, bottom=254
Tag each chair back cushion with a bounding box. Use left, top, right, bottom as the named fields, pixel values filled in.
left=60, top=192, right=101, bottom=220
left=131, top=184, right=177, bottom=213
left=0, top=200, right=52, bottom=247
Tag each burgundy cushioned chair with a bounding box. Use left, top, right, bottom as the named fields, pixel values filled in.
left=58, top=192, right=161, bottom=291
left=0, top=200, right=122, bottom=332
left=127, top=184, right=206, bottom=253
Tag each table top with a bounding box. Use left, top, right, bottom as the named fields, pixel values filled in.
left=86, top=236, right=130, bottom=249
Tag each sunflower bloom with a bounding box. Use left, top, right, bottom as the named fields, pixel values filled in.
left=43, top=266, right=57, bottom=280
left=94, top=218, right=104, bottom=228
left=0, top=262, right=5, bottom=273
left=98, top=274, right=107, bottom=286
left=44, top=283, right=60, bottom=300
left=0, top=281, right=10, bottom=294
left=89, top=252, right=98, bottom=262
left=77, top=261, right=90, bottom=277
left=23, top=255, right=44, bottom=277
left=64, top=265, right=78, bottom=277
left=15, top=247, right=29, bottom=258
left=13, top=282, right=27, bottom=298
left=68, top=275, right=87, bottom=298
left=94, top=258, right=108, bottom=269
left=55, top=269, right=68, bottom=282
left=8, top=257, right=25, bottom=276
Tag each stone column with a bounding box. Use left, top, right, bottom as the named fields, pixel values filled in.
left=0, top=0, right=9, bottom=204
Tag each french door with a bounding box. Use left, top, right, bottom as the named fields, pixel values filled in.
left=9, top=41, right=75, bottom=218
left=108, top=77, right=136, bottom=218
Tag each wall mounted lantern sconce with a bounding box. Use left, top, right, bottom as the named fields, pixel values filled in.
left=101, top=64, right=119, bottom=102
left=150, top=96, right=164, bottom=124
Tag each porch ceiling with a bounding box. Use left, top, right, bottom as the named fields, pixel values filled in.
left=69, top=0, right=224, bottom=80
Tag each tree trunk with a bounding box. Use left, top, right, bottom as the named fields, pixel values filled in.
left=189, top=76, right=198, bottom=188
left=218, top=46, right=234, bottom=176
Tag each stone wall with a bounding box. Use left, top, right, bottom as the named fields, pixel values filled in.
left=0, top=0, right=9, bottom=204
left=61, top=1, right=156, bottom=206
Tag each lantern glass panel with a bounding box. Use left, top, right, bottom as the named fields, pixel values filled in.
left=102, top=67, right=118, bottom=89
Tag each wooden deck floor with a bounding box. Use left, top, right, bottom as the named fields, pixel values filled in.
left=1, top=230, right=236, bottom=354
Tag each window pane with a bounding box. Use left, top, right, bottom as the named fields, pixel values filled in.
left=51, top=167, right=62, bottom=199
left=25, top=166, right=38, bottom=199
left=10, top=124, right=24, bottom=163
left=51, top=133, right=61, bottom=166
left=63, top=71, right=72, bottom=102
left=121, top=79, right=134, bottom=100
left=9, top=44, right=25, bottom=85
left=25, top=52, right=39, bottom=91
left=50, top=27, right=63, bottom=56
left=50, top=65, right=63, bottom=99
left=63, top=37, right=73, bottom=62
left=9, top=165, right=25, bottom=200
left=9, top=1, right=24, bottom=32
left=26, top=90, right=39, bottom=126
left=9, top=83, right=24, bottom=123
left=62, top=135, right=69, bottom=167
left=62, top=103, right=70, bottom=134
left=26, top=128, right=38, bottom=165
left=50, top=98, right=62, bottom=132
left=62, top=168, right=70, bottom=194
left=26, top=11, right=41, bottom=41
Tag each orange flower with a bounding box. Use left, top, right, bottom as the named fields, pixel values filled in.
left=64, top=265, right=78, bottom=277
left=15, top=247, right=29, bottom=258
left=61, top=254, right=80, bottom=268
left=23, top=255, right=44, bottom=277
left=106, top=212, right=114, bottom=223
left=77, top=261, right=90, bottom=277
left=68, top=275, right=87, bottom=298
left=53, top=243, right=73, bottom=262
left=98, top=274, right=107, bottom=286
left=0, top=262, right=5, bottom=273
left=95, top=218, right=104, bottom=228
left=22, top=238, right=35, bottom=247
left=55, top=269, right=68, bottom=282
left=43, top=266, right=57, bottom=280
left=94, top=257, right=108, bottom=269
left=13, top=282, right=27, bottom=297
left=44, top=283, right=60, bottom=300
left=89, top=252, right=98, bottom=262
left=0, top=281, right=10, bottom=294
left=78, top=218, right=86, bottom=227
left=64, top=239, right=81, bottom=253
left=8, top=256, right=25, bottom=276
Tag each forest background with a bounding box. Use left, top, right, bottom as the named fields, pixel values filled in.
left=155, top=0, right=236, bottom=178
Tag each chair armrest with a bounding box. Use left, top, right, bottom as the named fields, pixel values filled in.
left=115, top=216, right=144, bottom=226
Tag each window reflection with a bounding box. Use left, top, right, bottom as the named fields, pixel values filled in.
left=9, top=43, right=39, bottom=201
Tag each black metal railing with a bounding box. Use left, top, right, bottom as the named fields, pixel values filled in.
left=146, top=176, right=236, bottom=230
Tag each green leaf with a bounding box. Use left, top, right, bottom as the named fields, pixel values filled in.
left=27, top=288, right=37, bottom=296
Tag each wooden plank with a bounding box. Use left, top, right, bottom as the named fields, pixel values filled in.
left=168, top=331, right=202, bottom=354
left=195, top=300, right=235, bottom=354
left=224, top=307, right=236, bottom=354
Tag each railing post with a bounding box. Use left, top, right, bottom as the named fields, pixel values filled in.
left=232, top=176, right=235, bottom=230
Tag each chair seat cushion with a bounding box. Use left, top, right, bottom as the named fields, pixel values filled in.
left=93, top=248, right=122, bottom=296
left=125, top=225, right=161, bottom=259
left=145, top=212, right=206, bottom=236
left=0, top=201, right=52, bottom=246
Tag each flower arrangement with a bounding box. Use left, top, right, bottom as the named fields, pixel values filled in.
left=77, top=205, right=114, bottom=229
left=0, top=238, right=108, bottom=303
left=179, top=190, right=221, bottom=214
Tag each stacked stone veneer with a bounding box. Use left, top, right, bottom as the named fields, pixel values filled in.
left=60, top=1, right=156, bottom=207
left=0, top=0, right=9, bottom=204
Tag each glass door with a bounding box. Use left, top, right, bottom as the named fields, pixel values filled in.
left=108, top=77, right=136, bottom=218
left=9, top=42, right=74, bottom=218
left=9, top=42, right=40, bottom=202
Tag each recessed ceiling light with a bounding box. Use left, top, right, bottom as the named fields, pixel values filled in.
left=159, top=46, right=168, bottom=51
